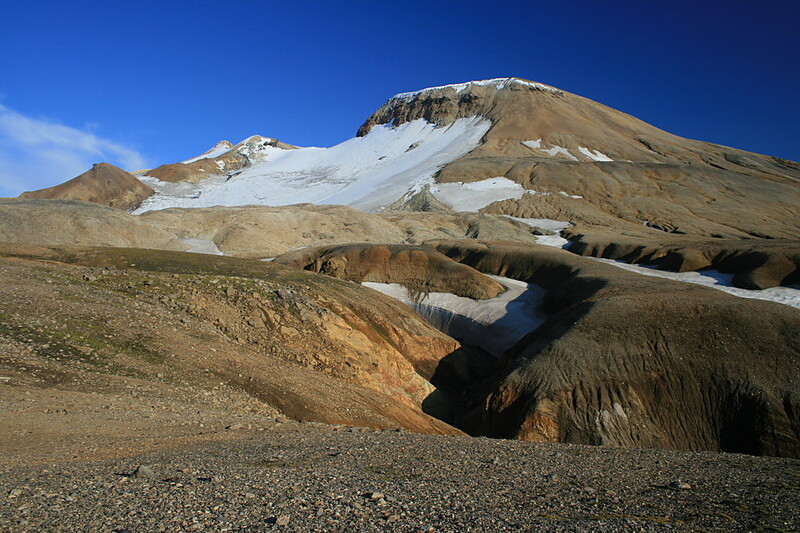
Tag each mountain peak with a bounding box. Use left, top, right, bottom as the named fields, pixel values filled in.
left=357, top=77, right=564, bottom=137
left=391, top=77, right=562, bottom=101
left=20, top=162, right=153, bottom=210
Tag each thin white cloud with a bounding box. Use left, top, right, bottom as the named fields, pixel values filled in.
left=0, top=104, right=149, bottom=197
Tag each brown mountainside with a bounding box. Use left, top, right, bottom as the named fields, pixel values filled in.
left=19, top=162, right=153, bottom=211
left=361, top=78, right=800, bottom=239
left=428, top=239, right=800, bottom=457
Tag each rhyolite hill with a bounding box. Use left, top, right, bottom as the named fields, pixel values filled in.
left=4, top=77, right=800, bottom=459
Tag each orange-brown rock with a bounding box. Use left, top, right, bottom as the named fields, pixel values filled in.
left=0, top=244, right=464, bottom=437
left=145, top=150, right=248, bottom=183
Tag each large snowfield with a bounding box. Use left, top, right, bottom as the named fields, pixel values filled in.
left=136, top=117, right=492, bottom=214
left=428, top=177, right=533, bottom=212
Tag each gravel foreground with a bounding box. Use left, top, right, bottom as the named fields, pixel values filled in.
left=1, top=422, right=798, bottom=532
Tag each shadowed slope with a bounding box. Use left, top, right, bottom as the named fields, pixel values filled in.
left=428, top=239, right=800, bottom=457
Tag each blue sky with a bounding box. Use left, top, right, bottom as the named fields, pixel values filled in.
left=1, top=0, right=798, bottom=196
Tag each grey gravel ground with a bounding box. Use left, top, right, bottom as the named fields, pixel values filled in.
left=1, top=421, right=798, bottom=532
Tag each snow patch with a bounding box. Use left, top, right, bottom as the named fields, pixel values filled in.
left=179, top=238, right=223, bottom=255
left=364, top=275, right=547, bottom=356
left=504, top=216, right=571, bottom=233
left=592, top=258, right=800, bottom=310
left=535, top=235, right=571, bottom=248
left=182, top=141, right=233, bottom=164
left=503, top=216, right=572, bottom=248
left=559, top=191, right=583, bottom=199
left=523, top=139, right=611, bottom=164
left=578, top=147, right=613, bottom=162
left=235, top=135, right=281, bottom=160
left=429, top=177, right=533, bottom=212
left=522, top=139, right=542, bottom=150
left=544, top=145, right=578, bottom=161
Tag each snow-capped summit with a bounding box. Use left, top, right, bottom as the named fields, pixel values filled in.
left=138, top=134, right=298, bottom=187
left=232, top=135, right=298, bottom=161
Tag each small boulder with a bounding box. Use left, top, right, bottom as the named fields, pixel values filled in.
left=131, top=465, right=155, bottom=479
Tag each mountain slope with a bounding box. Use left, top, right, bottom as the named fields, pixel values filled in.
left=129, top=77, right=799, bottom=242
left=4, top=78, right=799, bottom=460
left=0, top=244, right=465, bottom=437
left=142, top=136, right=299, bottom=185
left=429, top=239, right=800, bottom=456
left=0, top=199, right=541, bottom=258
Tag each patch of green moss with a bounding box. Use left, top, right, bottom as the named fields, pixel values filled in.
left=0, top=312, right=163, bottom=370
left=0, top=313, right=100, bottom=366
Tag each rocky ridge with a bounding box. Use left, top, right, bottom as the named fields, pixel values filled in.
left=143, top=135, right=298, bottom=185
left=274, top=244, right=506, bottom=300
left=0, top=199, right=541, bottom=258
